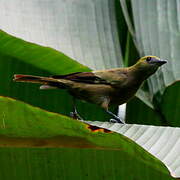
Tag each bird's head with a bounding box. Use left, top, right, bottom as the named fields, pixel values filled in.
left=137, top=56, right=167, bottom=66
left=130, top=56, right=167, bottom=79
left=134, top=55, right=167, bottom=75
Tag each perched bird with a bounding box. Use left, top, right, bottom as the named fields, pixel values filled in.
left=13, top=56, right=167, bottom=123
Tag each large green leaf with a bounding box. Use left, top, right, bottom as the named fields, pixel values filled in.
left=88, top=120, right=180, bottom=178
left=0, top=30, right=90, bottom=75
left=0, top=148, right=174, bottom=180
left=0, top=96, right=173, bottom=179
left=161, top=82, right=180, bottom=126
left=0, top=0, right=124, bottom=70
left=125, top=97, right=163, bottom=125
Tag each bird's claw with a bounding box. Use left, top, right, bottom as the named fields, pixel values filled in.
left=109, top=118, right=125, bottom=124
left=70, top=111, right=83, bottom=120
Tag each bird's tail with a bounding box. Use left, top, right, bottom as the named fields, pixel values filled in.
left=13, top=74, right=68, bottom=89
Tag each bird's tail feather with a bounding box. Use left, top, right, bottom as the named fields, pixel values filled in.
left=13, top=74, right=67, bottom=89
left=14, top=74, right=50, bottom=83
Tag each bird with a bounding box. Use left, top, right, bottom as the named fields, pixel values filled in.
left=13, top=56, right=167, bottom=123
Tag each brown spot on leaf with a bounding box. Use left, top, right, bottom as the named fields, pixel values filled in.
left=86, top=124, right=112, bottom=133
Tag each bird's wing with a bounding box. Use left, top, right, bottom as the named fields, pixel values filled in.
left=51, top=72, right=110, bottom=84
left=51, top=69, right=127, bottom=85
left=93, top=69, right=127, bottom=85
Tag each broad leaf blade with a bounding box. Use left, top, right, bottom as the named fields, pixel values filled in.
left=161, top=81, right=180, bottom=126
left=88, top=121, right=180, bottom=178
left=0, top=0, right=124, bottom=70
left=125, top=97, right=162, bottom=125
left=0, top=148, right=173, bottom=180
left=0, top=96, right=173, bottom=179
left=0, top=30, right=90, bottom=75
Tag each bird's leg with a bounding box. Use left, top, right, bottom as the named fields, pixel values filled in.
left=101, top=98, right=124, bottom=124
left=106, top=110, right=124, bottom=124
left=70, top=98, right=83, bottom=120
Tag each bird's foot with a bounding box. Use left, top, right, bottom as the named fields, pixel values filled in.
left=106, top=110, right=125, bottom=124
left=70, top=111, right=83, bottom=120
left=109, top=118, right=124, bottom=124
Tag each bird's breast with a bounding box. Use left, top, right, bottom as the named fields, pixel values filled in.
left=109, top=81, right=142, bottom=106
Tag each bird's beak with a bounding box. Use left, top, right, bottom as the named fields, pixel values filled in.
left=155, top=59, right=167, bottom=66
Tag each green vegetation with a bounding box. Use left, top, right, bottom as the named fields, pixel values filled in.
left=0, top=0, right=179, bottom=179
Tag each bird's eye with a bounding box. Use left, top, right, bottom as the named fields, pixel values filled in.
left=146, top=57, right=151, bottom=62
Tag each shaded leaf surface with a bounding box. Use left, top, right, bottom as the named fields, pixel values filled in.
left=0, top=96, right=173, bottom=179
left=0, top=30, right=90, bottom=75
left=0, top=148, right=173, bottom=180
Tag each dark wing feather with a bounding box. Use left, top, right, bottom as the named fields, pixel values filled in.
left=51, top=72, right=110, bottom=84
left=51, top=72, right=82, bottom=79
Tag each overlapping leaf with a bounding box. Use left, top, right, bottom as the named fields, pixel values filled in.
left=87, top=120, right=180, bottom=178
left=0, top=96, right=172, bottom=180
left=0, top=0, right=124, bottom=70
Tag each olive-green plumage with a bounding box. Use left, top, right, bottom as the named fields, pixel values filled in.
left=13, top=56, right=167, bottom=123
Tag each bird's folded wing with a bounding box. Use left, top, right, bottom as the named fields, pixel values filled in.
left=51, top=72, right=110, bottom=84
left=52, top=70, right=126, bottom=85
left=93, top=69, right=127, bottom=85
